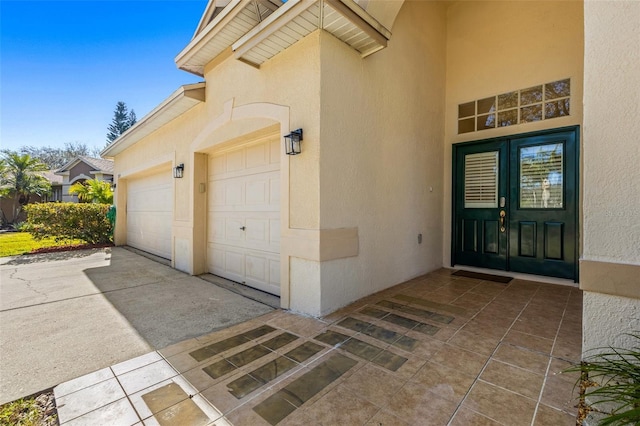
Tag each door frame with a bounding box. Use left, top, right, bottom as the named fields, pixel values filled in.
left=451, top=125, right=580, bottom=281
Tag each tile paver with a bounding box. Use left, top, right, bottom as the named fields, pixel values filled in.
left=53, top=270, right=582, bottom=425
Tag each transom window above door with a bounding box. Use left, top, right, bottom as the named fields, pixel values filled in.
left=458, top=78, right=570, bottom=134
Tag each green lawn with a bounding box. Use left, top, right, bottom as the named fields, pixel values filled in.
left=0, top=232, right=84, bottom=257
left=0, top=397, right=44, bottom=426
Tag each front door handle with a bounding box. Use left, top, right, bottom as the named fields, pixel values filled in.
left=240, top=226, right=246, bottom=231
left=499, top=210, right=506, bottom=233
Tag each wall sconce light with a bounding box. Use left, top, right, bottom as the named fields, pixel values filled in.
left=110, top=182, right=117, bottom=191
left=284, top=129, right=303, bottom=155
left=173, top=163, right=184, bottom=179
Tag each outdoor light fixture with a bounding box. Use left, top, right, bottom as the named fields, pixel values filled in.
left=173, top=163, right=184, bottom=179
left=284, top=129, right=303, bottom=155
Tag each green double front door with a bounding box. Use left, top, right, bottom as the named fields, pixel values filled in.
left=452, top=127, right=578, bottom=281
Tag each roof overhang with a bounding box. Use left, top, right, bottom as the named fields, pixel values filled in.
left=176, top=0, right=281, bottom=76
left=175, top=0, right=390, bottom=74
left=101, top=83, right=206, bottom=158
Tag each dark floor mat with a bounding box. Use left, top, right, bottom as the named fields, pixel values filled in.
left=452, top=270, right=512, bottom=283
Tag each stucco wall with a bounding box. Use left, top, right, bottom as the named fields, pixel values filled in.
left=315, top=0, right=447, bottom=315
left=581, top=0, right=640, bottom=352
left=442, top=1, right=584, bottom=267
left=582, top=0, right=640, bottom=266
left=583, top=292, right=640, bottom=353
left=112, top=102, right=208, bottom=249
left=200, top=33, right=322, bottom=231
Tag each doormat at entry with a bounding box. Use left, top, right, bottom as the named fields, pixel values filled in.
left=452, top=270, right=513, bottom=283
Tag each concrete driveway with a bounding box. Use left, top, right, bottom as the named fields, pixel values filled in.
left=0, top=247, right=273, bottom=405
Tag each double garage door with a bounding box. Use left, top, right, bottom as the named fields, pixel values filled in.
left=126, top=169, right=173, bottom=260
left=207, top=137, right=281, bottom=296
left=124, top=138, right=281, bottom=295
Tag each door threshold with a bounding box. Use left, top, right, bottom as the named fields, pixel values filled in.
left=123, top=246, right=171, bottom=266
left=199, top=274, right=281, bottom=309
left=449, top=265, right=578, bottom=287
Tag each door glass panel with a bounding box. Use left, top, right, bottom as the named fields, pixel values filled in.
left=464, top=151, right=499, bottom=208
left=519, top=143, right=563, bottom=209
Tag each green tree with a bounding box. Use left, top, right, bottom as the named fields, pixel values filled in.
left=106, top=101, right=137, bottom=145
left=0, top=152, right=51, bottom=223
left=68, top=179, right=113, bottom=204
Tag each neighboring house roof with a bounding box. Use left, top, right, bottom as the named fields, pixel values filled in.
left=101, top=83, right=206, bottom=158
left=56, top=156, right=114, bottom=175
left=41, top=170, right=63, bottom=186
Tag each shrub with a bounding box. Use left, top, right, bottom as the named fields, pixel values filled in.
left=24, top=203, right=113, bottom=244
left=567, top=334, right=640, bottom=425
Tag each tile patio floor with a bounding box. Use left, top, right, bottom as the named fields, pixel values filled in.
left=53, top=269, right=582, bottom=425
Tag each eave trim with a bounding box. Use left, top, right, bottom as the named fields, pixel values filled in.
left=101, top=82, right=206, bottom=158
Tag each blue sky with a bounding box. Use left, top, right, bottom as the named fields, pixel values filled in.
left=1, top=0, right=207, bottom=152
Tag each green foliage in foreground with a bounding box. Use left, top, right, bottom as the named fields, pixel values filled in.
left=0, top=397, right=43, bottom=426
left=68, top=179, right=113, bottom=204
left=568, top=334, right=640, bottom=425
left=24, top=203, right=113, bottom=245
left=0, top=232, right=83, bottom=257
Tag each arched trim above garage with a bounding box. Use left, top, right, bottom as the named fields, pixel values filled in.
left=191, top=98, right=290, bottom=152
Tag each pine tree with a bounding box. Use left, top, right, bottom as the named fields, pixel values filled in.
left=106, top=101, right=137, bottom=145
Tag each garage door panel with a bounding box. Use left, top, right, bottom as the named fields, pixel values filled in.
left=210, top=247, right=224, bottom=269
left=270, top=178, right=280, bottom=204
left=246, top=143, right=270, bottom=169
left=226, top=150, right=245, bottom=172
left=270, top=220, right=280, bottom=245
left=211, top=156, right=226, bottom=177
left=127, top=170, right=172, bottom=260
left=208, top=137, right=280, bottom=296
left=246, top=180, right=268, bottom=205
left=224, top=181, right=244, bottom=206
left=127, top=188, right=171, bottom=212
left=269, top=259, right=280, bottom=285
left=211, top=184, right=225, bottom=207
left=269, top=139, right=280, bottom=164
left=224, top=249, right=245, bottom=276
left=245, top=254, right=267, bottom=282
left=210, top=172, right=279, bottom=212
left=224, top=218, right=245, bottom=242
left=210, top=217, right=225, bottom=240
left=246, top=218, right=268, bottom=246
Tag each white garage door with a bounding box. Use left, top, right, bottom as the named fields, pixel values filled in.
left=208, top=137, right=281, bottom=295
left=127, top=169, right=173, bottom=260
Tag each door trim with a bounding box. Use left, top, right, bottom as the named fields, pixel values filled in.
left=451, top=125, right=580, bottom=282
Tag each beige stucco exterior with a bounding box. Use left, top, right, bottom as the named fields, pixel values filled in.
left=580, top=0, right=640, bottom=352
left=315, top=1, right=447, bottom=314
left=104, top=0, right=639, bottom=350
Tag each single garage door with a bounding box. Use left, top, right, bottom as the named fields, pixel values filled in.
left=127, top=169, right=173, bottom=260
left=208, top=137, right=281, bottom=295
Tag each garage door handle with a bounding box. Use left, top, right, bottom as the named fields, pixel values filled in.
left=240, top=226, right=246, bottom=231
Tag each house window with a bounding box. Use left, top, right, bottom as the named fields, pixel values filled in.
left=43, top=187, right=62, bottom=202
left=458, top=78, right=570, bottom=134
left=464, top=151, right=499, bottom=209
left=519, top=143, right=564, bottom=209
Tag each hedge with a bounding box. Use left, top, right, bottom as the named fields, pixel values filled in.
left=24, top=203, right=113, bottom=244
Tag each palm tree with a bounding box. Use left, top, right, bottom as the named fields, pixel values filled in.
left=69, top=179, right=113, bottom=204
left=0, top=152, right=51, bottom=223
